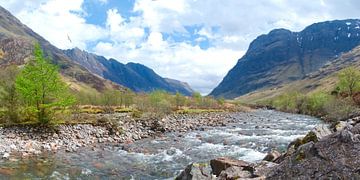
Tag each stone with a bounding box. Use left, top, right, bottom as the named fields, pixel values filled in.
left=335, top=121, right=351, bottom=132
left=175, top=163, right=213, bottom=180
left=253, top=161, right=278, bottom=177
left=311, top=124, right=332, bottom=140
left=210, top=157, right=251, bottom=176
left=263, top=150, right=281, bottom=162
left=2, top=153, right=10, bottom=159
left=217, top=166, right=252, bottom=179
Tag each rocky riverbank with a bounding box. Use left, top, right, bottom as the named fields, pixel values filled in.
left=0, top=112, right=237, bottom=159
left=175, top=115, right=360, bottom=179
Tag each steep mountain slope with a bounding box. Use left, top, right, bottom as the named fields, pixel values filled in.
left=237, top=45, right=360, bottom=103
left=64, top=48, right=194, bottom=95
left=211, top=19, right=360, bottom=98
left=0, top=6, right=123, bottom=93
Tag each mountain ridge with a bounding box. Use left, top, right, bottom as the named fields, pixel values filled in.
left=63, top=48, right=194, bottom=95
left=210, top=19, right=360, bottom=98
left=0, top=5, right=124, bottom=93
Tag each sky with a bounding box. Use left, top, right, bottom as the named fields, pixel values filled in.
left=0, top=0, right=360, bottom=94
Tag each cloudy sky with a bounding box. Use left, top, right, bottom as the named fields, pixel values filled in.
left=0, top=0, right=360, bottom=94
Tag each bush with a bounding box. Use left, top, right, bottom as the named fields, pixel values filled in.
left=270, top=92, right=303, bottom=113
left=324, top=98, right=359, bottom=122
left=0, top=66, right=21, bottom=123
left=337, top=66, right=360, bottom=97
left=301, top=92, right=332, bottom=116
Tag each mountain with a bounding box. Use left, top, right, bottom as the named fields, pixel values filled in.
left=0, top=6, right=123, bottom=93
left=237, top=45, right=360, bottom=103
left=210, top=19, right=360, bottom=99
left=63, top=48, right=194, bottom=95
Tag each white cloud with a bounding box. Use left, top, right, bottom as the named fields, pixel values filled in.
left=1, top=0, right=360, bottom=94
left=1, top=0, right=107, bottom=49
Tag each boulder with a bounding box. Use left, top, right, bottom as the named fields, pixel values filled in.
left=217, top=166, right=252, bottom=180
left=267, top=123, right=360, bottom=179
left=334, top=121, right=350, bottom=132
left=311, top=124, right=332, bottom=140
left=253, top=161, right=278, bottom=177
left=210, top=157, right=252, bottom=176
left=176, top=163, right=213, bottom=180
left=2, top=153, right=9, bottom=159
left=262, top=150, right=281, bottom=162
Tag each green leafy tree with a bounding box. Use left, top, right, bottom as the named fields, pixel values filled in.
left=337, top=66, right=360, bottom=97
left=15, top=43, right=75, bottom=123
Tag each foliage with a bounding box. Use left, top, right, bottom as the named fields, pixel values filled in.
left=302, top=92, right=332, bottom=115
left=174, top=92, right=186, bottom=108
left=15, top=43, right=75, bottom=123
left=148, top=90, right=173, bottom=115
left=323, top=97, right=359, bottom=122
left=0, top=66, right=20, bottom=123
left=337, top=66, right=360, bottom=97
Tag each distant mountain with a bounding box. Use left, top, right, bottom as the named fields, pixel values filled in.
left=237, top=45, right=360, bottom=103
left=210, top=19, right=360, bottom=98
left=64, top=48, right=194, bottom=95
left=0, top=6, right=123, bottom=92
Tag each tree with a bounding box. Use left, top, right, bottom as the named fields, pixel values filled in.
left=0, top=66, right=20, bottom=123
left=337, top=66, right=360, bottom=97
left=192, top=92, right=203, bottom=107
left=174, top=92, right=186, bottom=108
left=15, top=43, right=75, bottom=123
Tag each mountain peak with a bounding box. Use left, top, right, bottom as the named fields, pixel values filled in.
left=210, top=19, right=360, bottom=98
left=64, top=49, right=194, bottom=95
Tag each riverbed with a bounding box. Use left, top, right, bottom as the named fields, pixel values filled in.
left=0, top=110, right=323, bottom=179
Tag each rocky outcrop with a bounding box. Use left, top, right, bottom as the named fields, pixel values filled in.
left=211, top=19, right=360, bottom=98
left=267, top=121, right=360, bottom=179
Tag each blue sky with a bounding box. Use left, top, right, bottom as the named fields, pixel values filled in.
left=1, top=0, right=360, bottom=94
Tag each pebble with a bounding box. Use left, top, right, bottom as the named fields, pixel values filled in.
left=0, top=112, right=237, bottom=158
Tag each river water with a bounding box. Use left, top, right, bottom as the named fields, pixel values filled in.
left=0, top=110, right=323, bottom=179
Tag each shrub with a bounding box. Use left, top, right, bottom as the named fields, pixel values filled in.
left=324, top=97, right=359, bottom=122
left=337, top=66, right=360, bottom=97
left=0, top=66, right=21, bottom=123
left=302, top=92, right=332, bottom=116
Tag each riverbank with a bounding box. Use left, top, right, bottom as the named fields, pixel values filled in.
left=0, top=111, right=240, bottom=159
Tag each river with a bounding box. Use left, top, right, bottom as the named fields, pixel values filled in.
left=0, top=110, right=323, bottom=179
